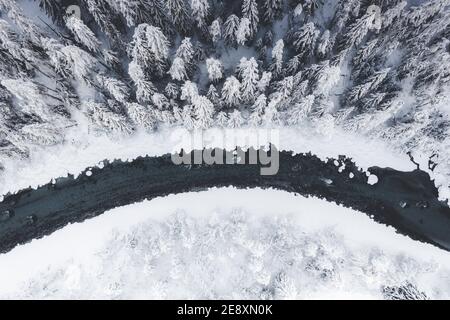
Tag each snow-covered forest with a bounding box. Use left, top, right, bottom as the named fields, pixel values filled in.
left=2, top=0, right=450, bottom=300
left=0, top=0, right=449, bottom=192
left=2, top=188, right=450, bottom=299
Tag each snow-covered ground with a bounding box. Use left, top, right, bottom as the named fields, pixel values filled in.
left=0, top=125, right=415, bottom=198
left=0, top=188, right=449, bottom=299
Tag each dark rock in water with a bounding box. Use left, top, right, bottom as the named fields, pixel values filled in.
left=0, top=149, right=449, bottom=253
left=382, top=282, right=428, bottom=300
left=399, top=201, right=408, bottom=209
left=0, top=210, right=13, bottom=222
left=25, top=215, right=37, bottom=225
left=416, top=201, right=429, bottom=209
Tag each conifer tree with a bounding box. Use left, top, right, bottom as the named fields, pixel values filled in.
left=249, top=94, right=267, bottom=126
left=209, top=19, right=222, bottom=43
left=190, top=0, right=210, bottom=29
left=193, top=95, right=214, bottom=129
left=293, top=22, right=320, bottom=60
left=129, top=24, right=169, bottom=78
left=207, top=84, right=220, bottom=105
left=236, top=18, right=251, bottom=46
left=224, top=14, right=240, bottom=47
left=215, top=111, right=229, bottom=127
left=270, top=39, right=284, bottom=78
left=84, top=0, right=122, bottom=44
left=237, top=57, right=259, bottom=104
left=206, top=57, right=223, bottom=82
left=65, top=16, right=101, bottom=53
left=169, top=57, right=189, bottom=81
left=221, top=76, right=241, bottom=107
left=228, top=109, right=244, bottom=128
left=263, top=0, right=283, bottom=23
left=242, top=0, right=259, bottom=39
left=165, top=0, right=192, bottom=34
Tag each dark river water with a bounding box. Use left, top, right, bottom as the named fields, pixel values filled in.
left=0, top=149, right=450, bottom=253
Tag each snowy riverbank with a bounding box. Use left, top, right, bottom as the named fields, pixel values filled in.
left=0, top=126, right=416, bottom=198
left=0, top=188, right=449, bottom=299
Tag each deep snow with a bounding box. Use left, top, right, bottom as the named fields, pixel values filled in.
left=0, top=125, right=415, bottom=199
left=0, top=188, right=449, bottom=299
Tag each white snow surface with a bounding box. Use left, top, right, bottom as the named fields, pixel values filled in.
left=0, top=125, right=415, bottom=198
left=0, top=188, right=449, bottom=299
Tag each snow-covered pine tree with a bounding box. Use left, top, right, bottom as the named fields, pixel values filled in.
left=228, top=109, right=244, bottom=128
left=180, top=80, right=199, bottom=103
left=270, top=39, right=284, bottom=78
left=381, top=1, right=407, bottom=30
left=169, top=57, right=189, bottom=81
left=206, top=57, right=223, bottom=82
left=263, top=96, right=280, bottom=126
left=165, top=82, right=180, bottom=99
left=255, top=38, right=266, bottom=60
left=84, top=0, right=123, bottom=45
left=316, top=30, right=332, bottom=59
left=154, top=108, right=175, bottom=124
left=193, top=95, right=214, bottom=129
left=236, top=17, right=251, bottom=46
left=310, top=94, right=333, bottom=118
left=339, top=5, right=381, bottom=50
left=351, top=38, right=379, bottom=81
left=128, top=61, right=156, bottom=103
left=102, top=49, right=120, bottom=68
left=215, top=111, right=229, bottom=127
left=263, top=30, right=274, bottom=46
left=109, top=0, right=171, bottom=33
left=33, top=0, right=62, bottom=23
left=96, top=74, right=130, bottom=103
left=126, top=102, right=156, bottom=131
left=310, top=60, right=341, bottom=96
left=0, top=18, right=34, bottom=75
left=263, top=0, right=283, bottom=23
left=193, top=41, right=207, bottom=62
left=181, top=105, right=196, bottom=130
left=242, top=0, right=259, bottom=39
left=209, top=19, right=222, bottom=43
left=1, top=0, right=42, bottom=44
left=274, top=76, right=294, bottom=101
left=248, top=94, right=267, bottom=127
left=287, top=94, right=315, bottom=125
left=53, top=45, right=98, bottom=86
left=221, top=76, right=241, bottom=107
left=258, top=71, right=272, bottom=93
left=65, top=14, right=100, bottom=53
left=165, top=0, right=192, bottom=34
left=176, top=37, right=195, bottom=62
left=293, top=22, right=320, bottom=60
left=190, top=0, right=210, bottom=30
left=285, top=54, right=302, bottom=75
left=237, top=57, right=259, bottom=104
left=176, top=37, right=196, bottom=75
left=346, top=68, right=391, bottom=105
left=302, top=0, right=324, bottom=16
left=224, top=14, right=240, bottom=47
left=152, top=93, right=171, bottom=110
left=19, top=123, right=65, bottom=147
left=207, top=84, right=220, bottom=105
left=1, top=79, right=61, bottom=123
left=85, top=100, right=133, bottom=134
left=129, top=24, right=169, bottom=78
left=331, top=0, right=361, bottom=35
